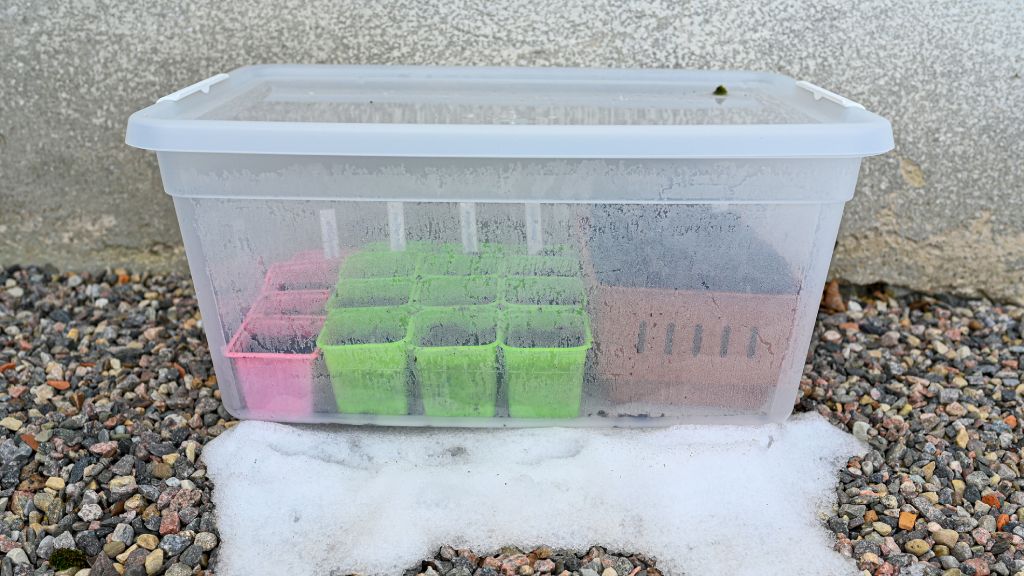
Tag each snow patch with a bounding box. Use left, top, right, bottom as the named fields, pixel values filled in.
left=204, top=413, right=863, bottom=576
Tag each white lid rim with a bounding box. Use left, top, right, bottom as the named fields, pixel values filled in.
left=126, top=116, right=894, bottom=159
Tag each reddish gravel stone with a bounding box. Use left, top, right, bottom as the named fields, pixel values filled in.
left=159, top=510, right=180, bottom=535
left=89, top=441, right=119, bottom=457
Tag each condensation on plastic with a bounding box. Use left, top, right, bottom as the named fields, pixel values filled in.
left=128, top=66, right=893, bottom=426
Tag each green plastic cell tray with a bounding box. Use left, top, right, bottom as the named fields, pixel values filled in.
left=338, top=251, right=420, bottom=279
left=317, top=307, right=411, bottom=415
left=504, top=276, right=587, bottom=307
left=328, top=277, right=414, bottom=309
left=417, top=252, right=502, bottom=276
left=411, top=306, right=500, bottom=417
left=504, top=254, right=582, bottom=277
left=503, top=307, right=593, bottom=418
left=416, top=276, right=500, bottom=307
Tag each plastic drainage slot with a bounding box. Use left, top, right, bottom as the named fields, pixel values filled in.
left=632, top=321, right=761, bottom=359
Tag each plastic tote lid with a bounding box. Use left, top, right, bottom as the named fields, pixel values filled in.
left=126, top=65, right=893, bottom=159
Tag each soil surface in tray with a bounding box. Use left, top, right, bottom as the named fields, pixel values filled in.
left=508, top=292, right=581, bottom=306
left=330, top=329, right=405, bottom=346
left=420, top=325, right=495, bottom=347
left=338, top=294, right=409, bottom=307
left=423, top=293, right=496, bottom=306
left=506, top=327, right=585, bottom=348
left=245, top=334, right=317, bottom=354
left=273, top=302, right=325, bottom=315
left=274, top=280, right=332, bottom=290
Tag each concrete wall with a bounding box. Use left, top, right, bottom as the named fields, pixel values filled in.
left=1, top=0, right=1022, bottom=301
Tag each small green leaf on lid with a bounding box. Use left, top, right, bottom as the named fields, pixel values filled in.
left=713, top=85, right=728, bottom=96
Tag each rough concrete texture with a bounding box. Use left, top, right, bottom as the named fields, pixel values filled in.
left=1, top=1, right=1022, bottom=300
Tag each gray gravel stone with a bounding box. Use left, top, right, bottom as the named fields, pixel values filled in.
left=111, top=523, right=134, bottom=545
left=77, top=503, right=103, bottom=522
left=193, top=531, right=217, bottom=552
left=35, top=536, right=54, bottom=560
left=159, top=534, right=191, bottom=556
left=164, top=564, right=192, bottom=576
left=6, top=548, right=29, bottom=566
left=53, top=531, right=75, bottom=550
left=179, top=543, right=204, bottom=567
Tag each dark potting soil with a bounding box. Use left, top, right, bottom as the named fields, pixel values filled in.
left=346, top=260, right=417, bottom=278
left=272, top=300, right=326, bottom=315
left=337, top=294, right=409, bottom=307
left=245, top=334, right=317, bottom=354
left=588, top=205, right=800, bottom=294
left=506, top=327, right=585, bottom=348
left=275, top=280, right=332, bottom=291
left=511, top=261, right=580, bottom=277
left=422, top=292, right=496, bottom=306
left=436, top=258, right=495, bottom=276
left=330, top=328, right=404, bottom=346
left=420, top=324, right=495, bottom=347
left=377, top=264, right=416, bottom=277
left=508, top=290, right=582, bottom=306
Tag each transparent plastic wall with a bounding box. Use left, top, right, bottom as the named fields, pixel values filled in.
left=161, top=153, right=856, bottom=426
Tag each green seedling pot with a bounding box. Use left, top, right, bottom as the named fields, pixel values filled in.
left=411, top=306, right=500, bottom=417
left=504, top=276, right=587, bottom=307
left=418, top=252, right=502, bottom=276
left=503, top=307, right=593, bottom=419
left=338, top=251, right=420, bottom=279
left=328, top=278, right=414, bottom=309
left=316, top=307, right=411, bottom=415
left=416, top=276, right=500, bottom=307
left=504, top=254, right=581, bottom=277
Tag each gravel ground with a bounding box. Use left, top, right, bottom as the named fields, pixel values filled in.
left=1, top=267, right=1022, bottom=576
left=799, top=283, right=1024, bottom=576
left=1, top=267, right=227, bottom=576
left=404, top=546, right=660, bottom=576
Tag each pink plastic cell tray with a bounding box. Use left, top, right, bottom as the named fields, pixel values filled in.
left=225, top=314, right=325, bottom=417
left=252, top=290, right=330, bottom=317
left=262, top=254, right=346, bottom=292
